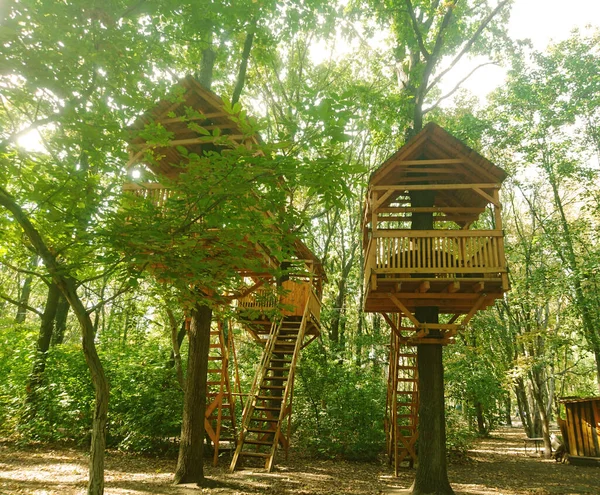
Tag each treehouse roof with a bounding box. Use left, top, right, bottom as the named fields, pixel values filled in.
left=126, top=75, right=258, bottom=178
left=124, top=76, right=325, bottom=282
left=368, top=123, right=507, bottom=224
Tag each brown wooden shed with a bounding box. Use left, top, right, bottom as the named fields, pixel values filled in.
left=559, top=397, right=600, bottom=465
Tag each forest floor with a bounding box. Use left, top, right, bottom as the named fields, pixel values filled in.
left=0, top=426, right=598, bottom=495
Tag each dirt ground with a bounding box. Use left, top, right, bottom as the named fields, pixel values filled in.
left=0, top=427, right=598, bottom=495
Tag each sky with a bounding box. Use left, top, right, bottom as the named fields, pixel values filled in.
left=446, top=0, right=600, bottom=102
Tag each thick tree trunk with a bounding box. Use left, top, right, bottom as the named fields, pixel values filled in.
left=25, top=281, right=60, bottom=411
left=409, top=190, right=454, bottom=495
left=174, top=303, right=212, bottom=485
left=411, top=309, right=454, bottom=495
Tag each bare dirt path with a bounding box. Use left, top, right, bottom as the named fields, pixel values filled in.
left=0, top=427, right=598, bottom=494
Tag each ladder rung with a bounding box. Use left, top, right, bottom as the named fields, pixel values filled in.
left=207, top=368, right=223, bottom=373
left=208, top=356, right=222, bottom=361
left=209, top=344, right=222, bottom=348
left=261, top=385, right=285, bottom=390
left=266, top=367, right=289, bottom=372
left=257, top=395, right=283, bottom=401
left=206, top=381, right=223, bottom=385
left=254, top=406, right=281, bottom=412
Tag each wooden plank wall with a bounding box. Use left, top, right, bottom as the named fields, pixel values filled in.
left=564, top=399, right=600, bottom=458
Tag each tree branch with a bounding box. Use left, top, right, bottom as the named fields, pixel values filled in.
left=426, top=0, right=510, bottom=92
left=0, top=291, right=43, bottom=316
left=423, top=61, right=497, bottom=114
left=405, top=0, right=431, bottom=60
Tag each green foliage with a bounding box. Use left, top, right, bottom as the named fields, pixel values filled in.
left=293, top=344, right=386, bottom=460
left=0, top=324, right=184, bottom=453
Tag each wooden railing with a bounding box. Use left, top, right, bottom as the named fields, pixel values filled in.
left=122, top=183, right=172, bottom=208
left=237, top=280, right=321, bottom=324
left=365, top=230, right=506, bottom=278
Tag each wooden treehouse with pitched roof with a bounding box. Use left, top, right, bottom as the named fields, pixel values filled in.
left=362, top=123, right=509, bottom=474
left=123, top=76, right=324, bottom=471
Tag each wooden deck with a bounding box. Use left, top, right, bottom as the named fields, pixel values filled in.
left=363, top=229, right=508, bottom=315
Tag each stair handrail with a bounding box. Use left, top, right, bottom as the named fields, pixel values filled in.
left=230, top=315, right=282, bottom=472
left=240, top=316, right=282, bottom=428
left=266, top=296, right=311, bottom=470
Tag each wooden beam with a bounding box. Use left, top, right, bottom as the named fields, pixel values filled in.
left=382, top=312, right=401, bottom=337
left=389, top=294, right=420, bottom=326
left=416, top=281, right=430, bottom=293
left=157, top=111, right=230, bottom=124
left=445, top=281, right=460, bottom=293
left=371, top=183, right=500, bottom=191
left=460, top=294, right=487, bottom=327
left=473, top=187, right=500, bottom=207
left=473, top=281, right=485, bottom=293
left=396, top=159, right=464, bottom=165
left=374, top=229, right=504, bottom=238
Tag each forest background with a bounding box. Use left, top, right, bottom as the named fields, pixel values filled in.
left=1, top=0, right=599, bottom=491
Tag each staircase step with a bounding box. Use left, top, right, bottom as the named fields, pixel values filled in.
left=207, top=368, right=223, bottom=373
left=254, top=406, right=282, bottom=412
left=262, top=376, right=288, bottom=382
left=247, top=427, right=276, bottom=434
left=244, top=439, right=273, bottom=446
left=260, top=385, right=285, bottom=390
left=266, top=367, right=290, bottom=372
left=251, top=417, right=278, bottom=423
left=257, top=395, right=283, bottom=401
left=239, top=451, right=270, bottom=458
left=208, top=356, right=223, bottom=361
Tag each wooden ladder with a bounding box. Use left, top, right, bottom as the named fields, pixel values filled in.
left=230, top=300, right=310, bottom=472
left=386, top=328, right=419, bottom=475
left=205, top=320, right=237, bottom=466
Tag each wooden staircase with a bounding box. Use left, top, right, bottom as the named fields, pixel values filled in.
left=230, top=300, right=310, bottom=472
left=205, top=320, right=237, bottom=466
left=386, top=327, right=419, bottom=475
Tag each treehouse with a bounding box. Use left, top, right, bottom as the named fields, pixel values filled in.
left=362, top=123, right=509, bottom=474
left=363, top=122, right=509, bottom=343
left=123, top=76, right=325, bottom=471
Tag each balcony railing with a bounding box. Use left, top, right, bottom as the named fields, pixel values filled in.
left=364, top=230, right=506, bottom=282
left=237, top=280, right=321, bottom=323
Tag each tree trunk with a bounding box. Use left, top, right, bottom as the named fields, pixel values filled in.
left=515, top=378, right=533, bottom=437
left=475, top=401, right=486, bottom=436
left=15, top=255, right=38, bottom=323
left=410, top=189, right=454, bottom=495
left=25, top=281, right=60, bottom=411
left=174, top=303, right=212, bottom=485
left=0, top=186, right=109, bottom=495
left=412, top=310, right=454, bottom=495
left=167, top=308, right=185, bottom=390
left=505, top=396, right=512, bottom=426
left=231, top=19, right=257, bottom=105
left=51, top=295, right=69, bottom=346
